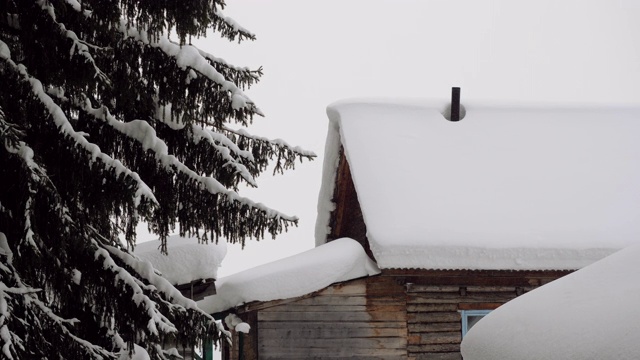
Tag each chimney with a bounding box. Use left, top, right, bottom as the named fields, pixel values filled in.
left=450, top=87, right=461, bottom=122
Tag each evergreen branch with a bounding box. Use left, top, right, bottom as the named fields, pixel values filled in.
left=1, top=233, right=114, bottom=360
left=0, top=46, right=158, bottom=209
left=94, top=245, right=178, bottom=337
left=222, top=126, right=317, bottom=174
left=3, top=141, right=43, bottom=253
left=119, top=23, right=256, bottom=115
left=36, top=0, right=110, bottom=84
left=154, top=104, right=258, bottom=187
left=169, top=38, right=262, bottom=90
left=119, top=0, right=255, bottom=44
left=79, top=98, right=294, bottom=221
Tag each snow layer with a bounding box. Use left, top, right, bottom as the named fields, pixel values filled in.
left=133, top=235, right=226, bottom=285
left=198, top=238, right=380, bottom=313
left=461, top=244, right=640, bottom=360
left=318, top=99, right=640, bottom=270
left=118, top=344, right=150, bottom=360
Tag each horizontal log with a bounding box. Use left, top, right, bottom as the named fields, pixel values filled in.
left=259, top=337, right=407, bottom=350
left=261, top=304, right=406, bottom=313
left=262, top=356, right=407, bottom=360
left=407, top=304, right=458, bottom=313
left=465, top=286, right=517, bottom=292
left=408, top=312, right=460, bottom=324
left=261, top=346, right=407, bottom=358
left=367, top=295, right=406, bottom=306
left=259, top=326, right=407, bottom=339
left=259, top=321, right=407, bottom=329
left=413, top=352, right=462, bottom=360
left=291, top=296, right=366, bottom=306
left=261, top=305, right=367, bottom=312
left=457, top=302, right=502, bottom=310
left=408, top=332, right=461, bottom=345
left=258, top=311, right=406, bottom=322
left=407, top=285, right=460, bottom=293
left=409, top=322, right=461, bottom=333
left=408, top=292, right=515, bottom=304
left=408, top=343, right=460, bottom=353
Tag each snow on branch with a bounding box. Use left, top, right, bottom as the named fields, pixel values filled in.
left=120, top=21, right=257, bottom=114
left=222, top=126, right=317, bottom=174
left=170, top=39, right=261, bottom=90
left=36, top=0, right=109, bottom=84
left=80, top=99, right=295, bottom=220
left=0, top=232, right=113, bottom=360
left=0, top=45, right=157, bottom=209
left=99, top=242, right=227, bottom=336
left=94, top=245, right=178, bottom=337
left=154, top=105, right=257, bottom=185
left=3, top=141, right=44, bottom=253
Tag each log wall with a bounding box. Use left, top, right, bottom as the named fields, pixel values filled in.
left=228, top=270, right=569, bottom=360
left=236, top=277, right=407, bottom=359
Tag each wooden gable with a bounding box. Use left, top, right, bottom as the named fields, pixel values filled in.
left=327, top=147, right=372, bottom=259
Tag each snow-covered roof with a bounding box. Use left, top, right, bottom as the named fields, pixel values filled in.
left=316, top=99, right=640, bottom=270
left=197, top=238, right=380, bottom=314
left=461, top=243, right=640, bottom=360
left=133, top=235, right=226, bottom=285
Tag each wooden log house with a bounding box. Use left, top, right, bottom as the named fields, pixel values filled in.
left=206, top=98, right=640, bottom=359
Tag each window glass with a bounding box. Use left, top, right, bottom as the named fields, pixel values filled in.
left=461, top=310, right=492, bottom=337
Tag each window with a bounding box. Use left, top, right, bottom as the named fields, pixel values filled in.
left=461, top=310, right=492, bottom=337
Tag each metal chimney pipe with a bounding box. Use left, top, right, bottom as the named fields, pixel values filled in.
left=451, top=87, right=461, bottom=122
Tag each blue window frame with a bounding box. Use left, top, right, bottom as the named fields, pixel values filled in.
left=461, top=309, right=492, bottom=337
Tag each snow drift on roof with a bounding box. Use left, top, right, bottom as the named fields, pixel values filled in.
left=317, top=99, right=640, bottom=270
left=197, top=238, right=380, bottom=314
left=134, top=235, right=226, bottom=285
left=461, top=244, right=640, bottom=360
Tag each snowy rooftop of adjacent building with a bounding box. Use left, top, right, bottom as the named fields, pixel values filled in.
left=316, top=99, right=640, bottom=270
left=133, top=235, right=226, bottom=285
left=461, top=243, right=640, bottom=360
left=198, top=238, right=380, bottom=314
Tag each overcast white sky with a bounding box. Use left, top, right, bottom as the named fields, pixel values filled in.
left=145, top=0, right=640, bottom=277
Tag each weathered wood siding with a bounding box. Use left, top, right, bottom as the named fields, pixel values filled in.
left=237, top=277, right=407, bottom=359
left=226, top=270, right=569, bottom=360
left=327, top=148, right=371, bottom=258
left=389, top=269, right=569, bottom=360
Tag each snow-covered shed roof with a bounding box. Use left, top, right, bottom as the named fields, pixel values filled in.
left=197, top=238, right=380, bottom=314
left=134, top=235, right=226, bottom=285
left=460, top=243, right=640, bottom=360
left=316, top=99, right=640, bottom=270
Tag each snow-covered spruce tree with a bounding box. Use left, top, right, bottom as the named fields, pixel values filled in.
left=0, top=0, right=313, bottom=358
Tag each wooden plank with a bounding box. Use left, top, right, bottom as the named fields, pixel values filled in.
left=261, top=304, right=406, bottom=313
left=408, top=322, right=461, bottom=333
left=457, top=302, right=502, bottom=310
left=261, top=305, right=367, bottom=312
left=259, top=321, right=407, bottom=329
left=258, top=311, right=405, bottom=322
left=259, top=326, right=407, bottom=339
left=262, top=356, right=407, bottom=360
left=408, top=292, right=515, bottom=304
left=409, top=332, right=461, bottom=345
left=408, top=344, right=460, bottom=353
left=407, top=304, right=458, bottom=312
left=259, top=337, right=407, bottom=350
left=289, top=296, right=366, bottom=306
left=466, top=286, right=516, bottom=292
left=367, top=295, right=406, bottom=305
left=408, top=312, right=460, bottom=324
left=414, top=353, right=462, bottom=360
left=261, top=347, right=407, bottom=358
left=407, top=285, right=460, bottom=293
